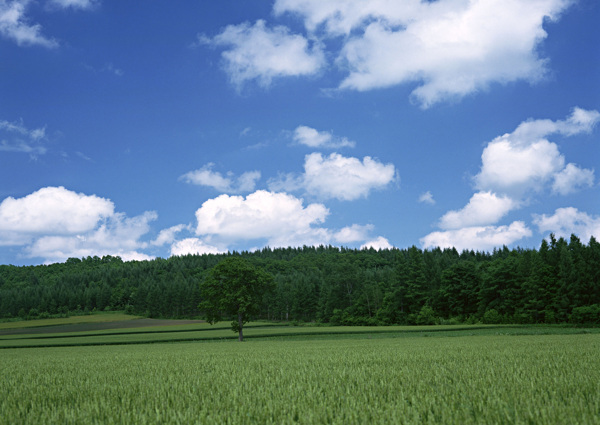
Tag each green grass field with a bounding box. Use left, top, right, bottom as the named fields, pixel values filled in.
left=1, top=314, right=599, bottom=424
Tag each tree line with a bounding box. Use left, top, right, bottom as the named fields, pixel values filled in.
left=0, top=234, right=599, bottom=325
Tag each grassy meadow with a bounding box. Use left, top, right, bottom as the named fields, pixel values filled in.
left=1, top=314, right=599, bottom=424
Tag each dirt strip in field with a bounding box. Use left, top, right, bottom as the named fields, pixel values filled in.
left=0, top=318, right=205, bottom=336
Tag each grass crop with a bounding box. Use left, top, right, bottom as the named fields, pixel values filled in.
left=1, top=333, right=599, bottom=424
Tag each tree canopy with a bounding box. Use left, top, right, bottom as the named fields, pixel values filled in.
left=1, top=235, right=599, bottom=327
left=199, top=257, right=274, bottom=341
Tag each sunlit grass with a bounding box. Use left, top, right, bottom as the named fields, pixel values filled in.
left=1, top=334, right=599, bottom=424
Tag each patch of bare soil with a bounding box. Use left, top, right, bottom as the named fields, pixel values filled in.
left=0, top=318, right=205, bottom=336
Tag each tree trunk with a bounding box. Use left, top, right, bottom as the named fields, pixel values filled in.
left=238, top=312, right=244, bottom=342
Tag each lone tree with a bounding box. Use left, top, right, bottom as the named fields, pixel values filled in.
left=199, top=257, right=274, bottom=341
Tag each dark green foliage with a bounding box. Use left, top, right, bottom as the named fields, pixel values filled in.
left=482, top=309, right=502, bottom=324
left=0, top=234, right=599, bottom=326
left=413, top=305, right=438, bottom=325
left=569, top=304, right=600, bottom=325
left=199, top=257, right=274, bottom=341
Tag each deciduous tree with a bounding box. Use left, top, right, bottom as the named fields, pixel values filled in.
left=199, top=257, right=274, bottom=341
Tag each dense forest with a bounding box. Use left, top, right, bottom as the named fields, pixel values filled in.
left=1, top=234, right=599, bottom=325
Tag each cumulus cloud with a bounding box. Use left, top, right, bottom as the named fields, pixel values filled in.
left=0, top=119, right=48, bottom=156
left=0, top=186, right=155, bottom=262
left=28, top=240, right=153, bottom=263
left=274, top=0, right=420, bottom=35
left=421, top=221, right=532, bottom=252
left=533, top=208, right=600, bottom=242
left=476, top=138, right=565, bottom=195
left=423, top=108, right=598, bottom=251
left=0, top=186, right=114, bottom=236
left=475, top=108, right=599, bottom=196
left=303, top=153, right=396, bottom=200
left=551, top=163, right=594, bottom=196
left=170, top=238, right=224, bottom=257
left=202, top=19, right=325, bottom=89
left=333, top=224, right=373, bottom=244
left=192, top=190, right=385, bottom=250
left=275, top=0, right=573, bottom=107
left=269, top=152, right=396, bottom=201
left=418, top=191, right=435, bottom=205
left=26, top=211, right=157, bottom=263
left=293, top=126, right=355, bottom=149
left=439, top=192, right=517, bottom=230
left=361, top=236, right=393, bottom=251
left=511, top=107, right=600, bottom=140
left=195, top=190, right=330, bottom=248
left=180, top=163, right=261, bottom=194
left=152, top=224, right=188, bottom=247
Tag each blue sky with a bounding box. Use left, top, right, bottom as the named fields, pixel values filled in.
left=1, top=0, right=599, bottom=265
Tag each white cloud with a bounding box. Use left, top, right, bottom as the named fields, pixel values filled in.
left=0, top=139, right=47, bottom=155
left=552, top=163, right=594, bottom=196
left=333, top=224, right=373, bottom=244
left=193, top=190, right=384, bottom=250
left=0, top=186, right=114, bottom=235
left=439, top=191, right=517, bottom=230
left=193, top=190, right=383, bottom=248
left=510, top=107, right=600, bottom=141
left=1, top=0, right=98, bottom=48
left=235, top=171, right=262, bottom=193
left=423, top=107, right=598, bottom=252
left=25, top=211, right=157, bottom=263
left=303, top=153, right=396, bottom=200
left=0, top=120, right=45, bottom=139
left=203, top=19, right=325, bottom=89
left=562, top=107, right=600, bottom=135
left=152, top=224, right=188, bottom=247
left=418, top=191, right=435, bottom=205
left=170, top=238, right=224, bottom=257
left=476, top=138, right=564, bottom=195
left=533, top=208, right=600, bottom=242
left=0, top=186, right=156, bottom=262
left=0, top=0, right=58, bottom=47
left=0, top=119, right=48, bottom=156
left=48, top=0, right=98, bottom=10
left=93, top=211, right=156, bottom=249
left=276, top=0, right=573, bottom=107
left=28, top=239, right=153, bottom=263
left=274, top=0, right=421, bottom=36
left=293, top=125, right=355, bottom=149
left=195, top=190, right=330, bottom=248
left=421, top=221, right=532, bottom=252
left=416, top=107, right=600, bottom=253
left=180, top=163, right=260, bottom=194
left=270, top=152, right=396, bottom=201
left=361, top=236, right=393, bottom=251
left=475, top=108, right=599, bottom=196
